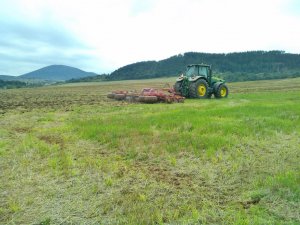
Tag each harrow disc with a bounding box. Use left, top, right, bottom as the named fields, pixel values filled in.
left=107, top=93, right=115, bottom=99
left=114, top=94, right=126, bottom=100
left=138, top=96, right=158, bottom=103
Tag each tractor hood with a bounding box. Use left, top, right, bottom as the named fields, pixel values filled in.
left=212, top=76, right=225, bottom=83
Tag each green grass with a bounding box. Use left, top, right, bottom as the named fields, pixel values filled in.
left=0, top=77, right=300, bottom=224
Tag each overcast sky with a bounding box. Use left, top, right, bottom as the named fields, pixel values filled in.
left=1, top=0, right=300, bottom=75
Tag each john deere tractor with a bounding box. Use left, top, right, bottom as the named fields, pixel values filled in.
left=174, top=64, right=228, bottom=99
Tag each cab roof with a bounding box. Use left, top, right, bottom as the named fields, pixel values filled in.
left=187, top=63, right=211, bottom=68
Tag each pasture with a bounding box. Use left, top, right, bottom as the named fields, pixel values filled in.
left=0, top=77, right=300, bottom=224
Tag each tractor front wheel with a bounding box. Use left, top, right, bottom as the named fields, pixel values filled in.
left=189, top=79, right=209, bottom=98
left=174, top=81, right=182, bottom=94
left=214, top=83, right=229, bottom=98
left=190, top=79, right=208, bottom=98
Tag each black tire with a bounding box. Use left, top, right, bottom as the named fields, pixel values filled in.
left=214, top=83, right=229, bottom=98
left=189, top=79, right=209, bottom=99
left=174, top=81, right=182, bottom=94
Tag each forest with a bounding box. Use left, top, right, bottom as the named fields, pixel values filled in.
left=108, top=51, right=300, bottom=81
left=0, top=79, right=27, bottom=89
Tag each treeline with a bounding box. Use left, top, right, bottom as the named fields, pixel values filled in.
left=0, top=79, right=46, bottom=89
left=221, top=71, right=300, bottom=82
left=108, top=51, right=300, bottom=81
left=0, top=79, right=27, bottom=89
left=65, top=74, right=109, bottom=83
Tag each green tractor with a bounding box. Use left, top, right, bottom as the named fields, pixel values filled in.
left=174, top=64, right=229, bottom=99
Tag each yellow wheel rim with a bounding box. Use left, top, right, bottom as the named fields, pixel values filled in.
left=198, top=84, right=206, bottom=96
left=220, top=86, right=227, bottom=97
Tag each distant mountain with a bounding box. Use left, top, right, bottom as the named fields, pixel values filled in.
left=109, top=51, right=300, bottom=82
left=19, top=65, right=98, bottom=81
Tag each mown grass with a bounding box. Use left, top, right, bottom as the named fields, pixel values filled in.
left=0, top=77, right=300, bottom=224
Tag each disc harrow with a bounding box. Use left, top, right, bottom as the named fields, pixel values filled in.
left=107, top=88, right=184, bottom=103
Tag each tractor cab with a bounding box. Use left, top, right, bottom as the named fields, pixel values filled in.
left=177, top=64, right=212, bottom=84
left=185, top=64, right=211, bottom=79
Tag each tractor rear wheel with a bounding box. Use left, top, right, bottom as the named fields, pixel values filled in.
left=214, top=83, right=229, bottom=98
left=189, top=79, right=209, bottom=98
left=174, top=81, right=182, bottom=94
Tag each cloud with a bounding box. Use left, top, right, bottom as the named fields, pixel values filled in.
left=0, top=0, right=299, bottom=75
left=88, top=0, right=300, bottom=68
left=286, top=0, right=300, bottom=15
left=0, top=18, right=85, bottom=49
left=130, top=0, right=158, bottom=16
left=0, top=0, right=101, bottom=75
left=60, top=0, right=300, bottom=68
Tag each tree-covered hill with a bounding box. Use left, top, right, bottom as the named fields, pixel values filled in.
left=108, top=51, right=300, bottom=81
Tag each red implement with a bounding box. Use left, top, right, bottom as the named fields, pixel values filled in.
left=107, top=88, right=184, bottom=103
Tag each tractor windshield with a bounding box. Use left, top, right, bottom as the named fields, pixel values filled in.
left=185, top=66, right=209, bottom=77
left=185, top=66, right=197, bottom=77
left=199, top=67, right=208, bottom=76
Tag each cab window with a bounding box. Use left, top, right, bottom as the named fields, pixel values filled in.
left=199, top=67, right=208, bottom=76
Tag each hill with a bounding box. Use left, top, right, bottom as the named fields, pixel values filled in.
left=109, top=51, right=300, bottom=81
left=19, top=65, right=98, bottom=81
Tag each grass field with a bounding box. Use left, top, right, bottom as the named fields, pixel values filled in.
left=0, top=77, right=300, bottom=224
